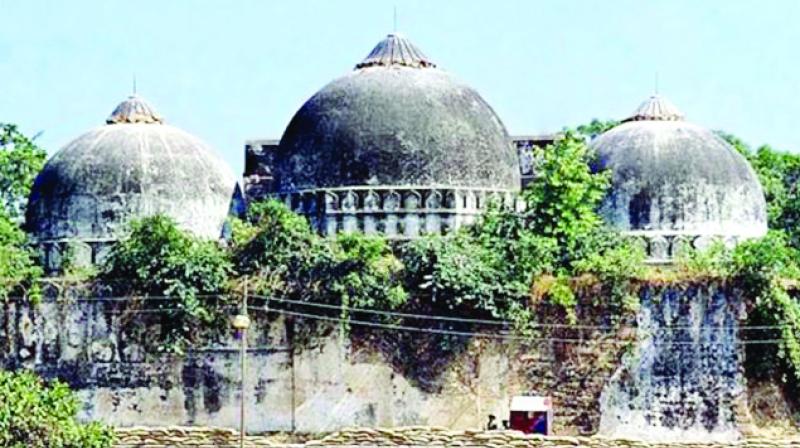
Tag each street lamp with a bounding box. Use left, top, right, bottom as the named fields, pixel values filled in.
left=232, top=280, right=251, bottom=448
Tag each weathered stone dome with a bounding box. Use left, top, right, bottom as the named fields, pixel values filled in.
left=590, top=95, right=767, bottom=249
left=274, top=33, right=520, bottom=192
left=26, top=95, right=238, bottom=253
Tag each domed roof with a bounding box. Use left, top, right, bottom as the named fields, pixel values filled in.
left=590, top=95, right=767, bottom=238
left=274, top=34, right=520, bottom=192
left=26, top=95, right=238, bottom=243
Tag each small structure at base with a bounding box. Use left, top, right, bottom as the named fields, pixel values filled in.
left=509, top=395, right=553, bottom=435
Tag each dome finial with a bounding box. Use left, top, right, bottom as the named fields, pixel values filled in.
left=355, top=33, right=436, bottom=69
left=654, top=71, right=659, bottom=95
left=622, top=94, right=684, bottom=122
left=106, top=94, right=164, bottom=125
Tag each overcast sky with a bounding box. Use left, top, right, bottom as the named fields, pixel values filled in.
left=2, top=0, right=799, bottom=176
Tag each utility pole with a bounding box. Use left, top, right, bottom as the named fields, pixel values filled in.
left=232, top=277, right=251, bottom=448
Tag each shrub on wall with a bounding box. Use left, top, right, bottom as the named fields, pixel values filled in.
left=0, top=123, right=47, bottom=220
left=0, top=210, right=41, bottom=301
left=0, top=124, right=45, bottom=301
left=99, top=215, right=233, bottom=354
left=233, top=199, right=330, bottom=302
left=327, top=232, right=407, bottom=324
left=0, top=369, right=114, bottom=448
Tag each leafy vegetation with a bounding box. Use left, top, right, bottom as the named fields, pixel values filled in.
left=0, top=369, right=114, bottom=448
left=719, top=132, right=800, bottom=250
left=518, top=132, right=611, bottom=261
left=100, top=215, right=233, bottom=353
left=395, top=132, right=644, bottom=333
left=328, top=232, right=407, bottom=323
left=0, top=125, right=44, bottom=300
left=575, top=118, right=619, bottom=140
left=0, top=210, right=42, bottom=300
left=231, top=200, right=410, bottom=340
left=731, top=232, right=800, bottom=381
left=0, top=123, right=47, bottom=220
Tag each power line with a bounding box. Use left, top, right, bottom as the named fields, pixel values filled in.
left=5, top=292, right=794, bottom=331
left=254, top=295, right=792, bottom=331
left=253, top=294, right=509, bottom=327
left=250, top=306, right=788, bottom=346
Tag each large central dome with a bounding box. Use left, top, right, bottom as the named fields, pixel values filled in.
left=274, top=33, right=520, bottom=192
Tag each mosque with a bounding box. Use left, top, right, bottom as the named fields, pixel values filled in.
left=12, top=33, right=775, bottom=437
left=25, top=33, right=767, bottom=270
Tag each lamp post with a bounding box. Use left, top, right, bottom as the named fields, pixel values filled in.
left=232, top=279, right=251, bottom=448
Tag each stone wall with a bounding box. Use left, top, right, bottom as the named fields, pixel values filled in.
left=0, top=289, right=629, bottom=434
left=0, top=283, right=769, bottom=438
left=600, top=284, right=747, bottom=441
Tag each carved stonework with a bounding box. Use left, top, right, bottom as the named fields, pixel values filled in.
left=629, top=232, right=754, bottom=264
left=364, top=191, right=380, bottom=211
left=649, top=236, right=669, bottom=261
left=272, top=186, right=514, bottom=239
left=384, top=191, right=401, bottom=212
left=425, top=190, right=442, bottom=209
left=342, top=191, right=358, bottom=212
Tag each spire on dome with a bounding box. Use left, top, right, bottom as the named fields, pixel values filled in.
left=355, top=33, right=436, bottom=69
left=106, top=94, right=163, bottom=125
left=622, top=95, right=685, bottom=122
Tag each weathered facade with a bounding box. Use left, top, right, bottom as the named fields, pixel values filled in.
left=0, top=283, right=752, bottom=439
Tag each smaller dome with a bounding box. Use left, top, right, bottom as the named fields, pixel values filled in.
left=27, top=95, right=239, bottom=251
left=591, top=94, right=767, bottom=256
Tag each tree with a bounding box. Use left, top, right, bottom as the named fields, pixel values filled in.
left=0, top=369, right=114, bottom=448
left=0, top=125, right=45, bottom=299
left=575, top=118, right=619, bottom=140
left=717, top=132, right=800, bottom=249
left=233, top=199, right=330, bottom=302
left=100, top=215, right=233, bottom=353
left=0, top=124, right=47, bottom=220
left=0, top=210, right=42, bottom=300
left=519, top=131, right=611, bottom=264
left=328, top=232, right=407, bottom=316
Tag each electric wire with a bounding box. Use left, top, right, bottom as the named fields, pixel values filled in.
left=249, top=305, right=787, bottom=346
left=8, top=293, right=794, bottom=331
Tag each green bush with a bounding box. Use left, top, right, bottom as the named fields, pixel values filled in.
left=0, top=369, right=114, bottom=448
left=233, top=199, right=331, bottom=306
left=0, top=209, right=41, bottom=300
left=731, top=231, right=800, bottom=380
left=328, top=232, right=407, bottom=322
left=0, top=123, right=47, bottom=220
left=100, top=215, right=233, bottom=353
left=401, top=231, right=512, bottom=321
